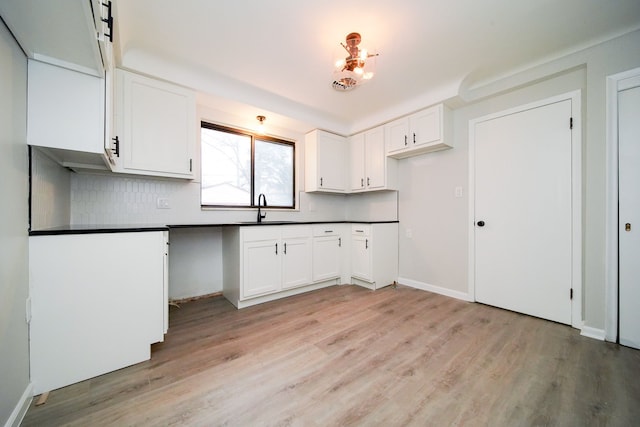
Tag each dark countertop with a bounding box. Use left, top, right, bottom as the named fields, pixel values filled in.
left=29, top=220, right=399, bottom=236
left=29, top=224, right=170, bottom=236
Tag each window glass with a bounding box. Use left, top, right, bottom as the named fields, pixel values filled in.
left=201, top=127, right=251, bottom=206
left=254, top=139, right=294, bottom=207
left=201, top=123, right=295, bottom=208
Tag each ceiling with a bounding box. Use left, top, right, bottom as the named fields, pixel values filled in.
left=114, top=0, right=640, bottom=135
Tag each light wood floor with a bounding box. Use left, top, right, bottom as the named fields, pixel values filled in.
left=22, top=285, right=640, bottom=426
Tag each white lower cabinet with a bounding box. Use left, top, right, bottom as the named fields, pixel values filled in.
left=29, top=230, right=168, bottom=394
left=312, top=225, right=344, bottom=282
left=223, top=222, right=397, bottom=308
left=281, top=227, right=313, bottom=290
left=350, top=223, right=399, bottom=290
left=224, top=225, right=315, bottom=308
left=242, top=232, right=282, bottom=298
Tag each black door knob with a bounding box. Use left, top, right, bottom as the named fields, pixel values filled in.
left=477, top=221, right=485, bottom=227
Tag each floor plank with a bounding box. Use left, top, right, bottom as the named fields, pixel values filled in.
left=21, top=285, right=640, bottom=426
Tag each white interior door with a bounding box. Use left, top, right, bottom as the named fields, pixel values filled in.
left=474, top=99, right=573, bottom=324
left=619, top=83, right=640, bottom=349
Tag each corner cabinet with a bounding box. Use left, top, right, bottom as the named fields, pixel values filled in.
left=111, top=69, right=196, bottom=179
left=349, top=126, right=397, bottom=192
left=385, top=103, right=452, bottom=159
left=304, top=130, right=347, bottom=193
left=350, top=223, right=399, bottom=290
left=29, top=230, right=169, bottom=394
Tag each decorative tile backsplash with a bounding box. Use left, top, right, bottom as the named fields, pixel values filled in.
left=70, top=174, right=183, bottom=225
left=32, top=148, right=397, bottom=228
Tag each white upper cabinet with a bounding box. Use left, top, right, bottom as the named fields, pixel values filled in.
left=385, top=103, right=452, bottom=159
left=305, top=130, right=347, bottom=193
left=113, top=69, right=196, bottom=179
left=350, top=133, right=366, bottom=191
left=27, top=60, right=107, bottom=171
left=0, top=0, right=112, bottom=77
left=349, top=126, right=397, bottom=192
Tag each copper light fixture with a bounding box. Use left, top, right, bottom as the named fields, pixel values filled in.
left=256, top=115, right=266, bottom=134
left=332, top=32, right=378, bottom=91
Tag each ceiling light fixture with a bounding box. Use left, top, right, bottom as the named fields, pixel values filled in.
left=332, top=32, right=378, bottom=92
left=256, top=115, right=266, bottom=134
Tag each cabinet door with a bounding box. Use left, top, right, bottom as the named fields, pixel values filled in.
left=365, top=127, right=386, bottom=190
left=29, top=232, right=165, bottom=394
left=28, top=60, right=104, bottom=154
left=282, top=236, right=312, bottom=290
left=410, top=105, right=441, bottom=147
left=385, top=117, right=409, bottom=154
left=242, top=238, right=281, bottom=298
left=349, top=132, right=366, bottom=191
left=119, top=70, right=195, bottom=178
left=313, top=235, right=342, bottom=282
left=317, top=132, right=347, bottom=191
left=351, top=234, right=372, bottom=281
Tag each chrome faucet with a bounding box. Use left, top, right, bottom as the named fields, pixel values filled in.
left=257, top=193, right=267, bottom=223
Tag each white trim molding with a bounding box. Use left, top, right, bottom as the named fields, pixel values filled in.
left=4, top=383, right=32, bottom=427
left=605, top=66, right=640, bottom=343
left=581, top=325, right=606, bottom=341
left=398, top=277, right=473, bottom=302
left=467, top=90, right=583, bottom=330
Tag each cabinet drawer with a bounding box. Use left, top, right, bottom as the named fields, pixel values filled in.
left=240, top=226, right=280, bottom=241
left=351, top=224, right=371, bottom=236
left=281, top=225, right=312, bottom=239
left=313, top=225, right=340, bottom=237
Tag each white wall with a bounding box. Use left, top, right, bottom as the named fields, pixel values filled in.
left=30, top=148, right=71, bottom=229
left=0, top=18, right=31, bottom=427
left=168, top=227, right=223, bottom=299
left=399, top=29, right=640, bottom=332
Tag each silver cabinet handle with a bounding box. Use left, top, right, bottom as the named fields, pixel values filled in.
left=324, top=230, right=333, bottom=233
left=284, top=242, right=287, bottom=254
left=275, top=243, right=278, bottom=254
left=365, top=239, right=369, bottom=249
left=338, top=237, right=341, bottom=247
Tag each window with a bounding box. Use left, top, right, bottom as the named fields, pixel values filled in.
left=200, top=122, right=295, bottom=208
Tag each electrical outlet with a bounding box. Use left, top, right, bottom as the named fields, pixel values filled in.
left=455, top=186, right=463, bottom=198
left=156, top=197, right=171, bottom=209
left=406, top=228, right=413, bottom=238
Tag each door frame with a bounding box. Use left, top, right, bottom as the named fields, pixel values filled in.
left=605, top=67, right=640, bottom=342
left=468, top=90, right=583, bottom=329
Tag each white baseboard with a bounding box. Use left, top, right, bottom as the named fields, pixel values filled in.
left=4, top=383, right=32, bottom=427
left=580, top=325, right=606, bottom=341
left=398, top=277, right=473, bottom=302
